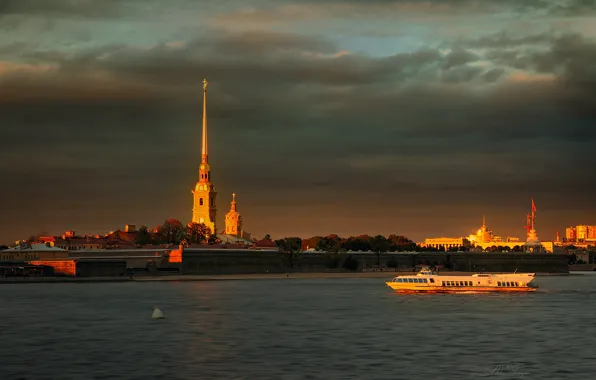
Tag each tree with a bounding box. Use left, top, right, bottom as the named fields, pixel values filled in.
left=342, top=235, right=372, bottom=252
left=276, top=237, right=303, bottom=269
left=208, top=234, right=221, bottom=245
left=316, top=235, right=343, bottom=253
left=371, top=235, right=390, bottom=266
left=136, top=225, right=152, bottom=245
left=387, top=234, right=415, bottom=251
left=186, top=222, right=211, bottom=244
left=157, top=218, right=186, bottom=244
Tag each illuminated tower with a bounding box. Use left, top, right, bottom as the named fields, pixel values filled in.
left=191, top=79, right=217, bottom=233
left=525, top=198, right=542, bottom=252
left=225, top=193, right=242, bottom=237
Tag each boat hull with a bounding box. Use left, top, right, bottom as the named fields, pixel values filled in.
left=385, top=283, right=536, bottom=294
left=386, top=282, right=536, bottom=293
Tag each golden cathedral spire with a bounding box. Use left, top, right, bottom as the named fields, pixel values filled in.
left=192, top=78, right=217, bottom=234
left=201, top=78, right=208, bottom=162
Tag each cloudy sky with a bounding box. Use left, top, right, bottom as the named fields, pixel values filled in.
left=1, top=0, right=595, bottom=243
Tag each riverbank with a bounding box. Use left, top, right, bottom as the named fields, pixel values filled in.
left=0, top=270, right=577, bottom=284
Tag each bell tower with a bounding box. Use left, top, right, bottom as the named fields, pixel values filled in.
left=191, top=78, right=217, bottom=234
left=225, top=193, right=242, bottom=237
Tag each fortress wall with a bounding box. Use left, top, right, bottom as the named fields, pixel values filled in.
left=181, top=250, right=569, bottom=274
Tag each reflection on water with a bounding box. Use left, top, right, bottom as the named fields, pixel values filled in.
left=1, top=275, right=595, bottom=379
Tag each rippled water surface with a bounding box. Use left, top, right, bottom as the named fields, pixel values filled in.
left=1, top=274, right=596, bottom=380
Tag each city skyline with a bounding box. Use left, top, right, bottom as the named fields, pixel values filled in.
left=1, top=0, right=595, bottom=244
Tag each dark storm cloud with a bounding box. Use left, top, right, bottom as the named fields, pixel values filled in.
left=1, top=15, right=596, bottom=242
left=3, top=29, right=595, bottom=158
left=0, top=0, right=149, bottom=18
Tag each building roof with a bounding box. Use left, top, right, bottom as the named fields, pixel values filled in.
left=217, top=233, right=253, bottom=245
left=4, top=243, right=66, bottom=252
left=254, top=238, right=277, bottom=248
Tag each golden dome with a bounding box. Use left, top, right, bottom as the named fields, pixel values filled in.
left=200, top=162, right=210, bottom=171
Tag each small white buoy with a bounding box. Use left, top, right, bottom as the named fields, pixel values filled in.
left=152, top=306, right=165, bottom=319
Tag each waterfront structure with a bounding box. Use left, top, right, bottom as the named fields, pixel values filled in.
left=191, top=79, right=217, bottom=233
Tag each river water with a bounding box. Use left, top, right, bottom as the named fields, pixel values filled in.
left=1, top=273, right=595, bottom=380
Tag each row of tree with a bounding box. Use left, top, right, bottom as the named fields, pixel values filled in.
left=275, top=234, right=416, bottom=253
left=136, top=219, right=219, bottom=245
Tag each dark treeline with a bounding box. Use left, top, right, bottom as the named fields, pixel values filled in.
left=135, top=218, right=219, bottom=245
left=276, top=234, right=418, bottom=253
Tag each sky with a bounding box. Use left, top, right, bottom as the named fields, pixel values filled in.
left=1, top=0, right=595, bottom=244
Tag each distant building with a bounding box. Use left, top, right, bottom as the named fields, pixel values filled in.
left=566, top=227, right=577, bottom=241
left=1, top=243, right=68, bottom=261
left=467, top=216, right=499, bottom=244
left=422, top=237, right=471, bottom=251
left=564, top=225, right=596, bottom=242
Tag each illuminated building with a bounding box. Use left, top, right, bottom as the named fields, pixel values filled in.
left=191, top=79, right=217, bottom=233
left=564, top=225, right=596, bottom=242
left=422, top=237, right=471, bottom=251
left=524, top=198, right=543, bottom=252
left=225, top=193, right=242, bottom=237
left=566, top=227, right=577, bottom=241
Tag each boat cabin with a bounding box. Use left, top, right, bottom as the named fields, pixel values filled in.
left=392, top=277, right=436, bottom=284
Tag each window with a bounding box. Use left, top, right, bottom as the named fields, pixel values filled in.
left=408, top=278, right=413, bottom=283
left=200, top=198, right=204, bottom=206
left=430, top=279, right=435, bottom=283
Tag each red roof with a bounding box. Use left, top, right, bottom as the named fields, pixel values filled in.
left=254, top=238, right=277, bottom=247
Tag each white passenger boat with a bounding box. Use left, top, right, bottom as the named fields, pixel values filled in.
left=386, top=267, right=537, bottom=293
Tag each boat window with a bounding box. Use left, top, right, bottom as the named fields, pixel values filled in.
left=408, top=278, right=413, bottom=283
left=497, top=282, right=501, bottom=286
left=506, top=282, right=510, bottom=286
left=430, top=278, right=434, bottom=283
